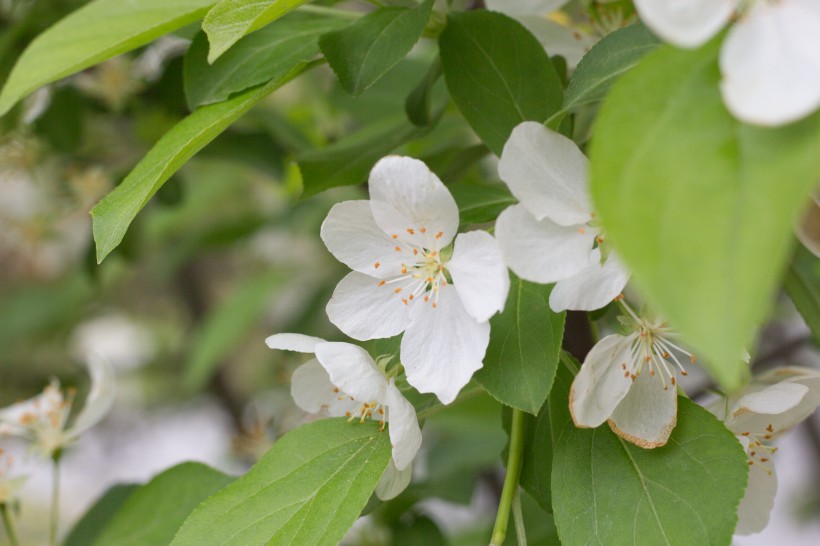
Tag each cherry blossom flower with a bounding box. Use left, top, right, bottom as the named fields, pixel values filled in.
left=321, top=156, right=509, bottom=404
left=569, top=299, right=694, bottom=448
left=266, top=333, right=422, bottom=500
left=0, top=356, right=115, bottom=459
left=633, top=0, right=820, bottom=126
left=708, top=366, right=820, bottom=534
left=496, top=122, right=629, bottom=312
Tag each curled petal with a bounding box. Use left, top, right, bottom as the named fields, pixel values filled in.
left=448, top=231, right=510, bottom=322
left=384, top=381, right=422, bottom=471
left=729, top=368, right=820, bottom=436
left=608, top=369, right=678, bottom=449
left=569, top=334, right=634, bottom=428
left=495, top=204, right=596, bottom=284
left=720, top=0, right=820, bottom=126
left=499, top=122, right=593, bottom=225
left=633, top=0, right=738, bottom=48
left=401, top=286, right=489, bottom=404
left=265, top=333, right=327, bottom=353
left=71, top=355, right=116, bottom=437
left=320, top=200, right=407, bottom=278
left=549, top=250, right=629, bottom=312
left=314, top=342, right=388, bottom=404
left=290, top=359, right=357, bottom=416
left=326, top=272, right=412, bottom=340
left=368, top=156, right=459, bottom=248
left=375, top=459, right=413, bottom=501
left=736, top=455, right=777, bottom=535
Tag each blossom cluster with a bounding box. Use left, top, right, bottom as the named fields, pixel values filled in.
left=266, top=119, right=820, bottom=528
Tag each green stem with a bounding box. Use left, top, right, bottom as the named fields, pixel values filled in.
left=0, top=503, right=20, bottom=546
left=512, top=489, right=527, bottom=546
left=50, top=457, right=60, bottom=546
left=297, top=4, right=363, bottom=19
left=490, top=409, right=525, bottom=546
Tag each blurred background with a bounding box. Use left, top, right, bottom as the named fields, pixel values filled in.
left=0, top=0, right=818, bottom=544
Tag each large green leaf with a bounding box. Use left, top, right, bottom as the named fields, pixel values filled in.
left=202, top=0, right=311, bottom=63
left=297, top=114, right=429, bottom=198
left=439, top=10, right=563, bottom=156
left=185, top=12, right=345, bottom=108
left=589, top=41, right=820, bottom=390
left=561, top=22, right=659, bottom=113
left=785, top=243, right=820, bottom=342
left=552, top=394, right=748, bottom=546
left=319, top=0, right=433, bottom=96
left=171, top=419, right=391, bottom=545
left=0, top=0, right=214, bottom=116
left=91, top=463, right=234, bottom=546
left=64, top=485, right=139, bottom=546
left=91, top=65, right=306, bottom=263
left=449, top=180, right=515, bottom=226
left=477, top=276, right=565, bottom=414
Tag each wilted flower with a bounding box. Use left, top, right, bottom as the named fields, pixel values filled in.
left=633, top=0, right=820, bottom=126
left=496, top=122, right=629, bottom=312
left=266, top=333, right=422, bottom=500
left=321, top=156, right=509, bottom=404
left=0, top=356, right=115, bottom=459
left=708, top=366, right=820, bottom=534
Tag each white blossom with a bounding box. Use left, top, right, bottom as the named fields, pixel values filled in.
left=708, top=366, right=820, bottom=534
left=266, top=333, right=422, bottom=500
left=321, top=156, right=509, bottom=404
left=496, top=122, right=629, bottom=312
left=633, top=0, right=820, bottom=126
left=0, top=356, right=115, bottom=458
left=570, top=300, right=693, bottom=448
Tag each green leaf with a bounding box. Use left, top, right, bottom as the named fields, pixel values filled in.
left=172, top=419, right=391, bottom=546
left=185, top=12, right=345, bottom=108
left=449, top=179, right=515, bottom=226
left=91, top=463, right=234, bottom=546
left=439, top=10, right=563, bottom=156
left=64, top=485, right=139, bottom=546
left=589, top=41, right=820, bottom=390
left=561, top=22, right=659, bottom=114
left=785, top=243, right=820, bottom=342
left=297, top=114, right=429, bottom=198
left=477, top=276, right=565, bottom=414
left=405, top=57, right=442, bottom=127
left=202, top=0, right=311, bottom=63
left=320, top=0, right=433, bottom=96
left=91, top=65, right=306, bottom=263
left=552, top=395, right=748, bottom=546
left=0, top=0, right=214, bottom=116
left=185, top=272, right=288, bottom=391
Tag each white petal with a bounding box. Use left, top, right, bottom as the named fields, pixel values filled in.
left=447, top=231, right=510, bottom=322
left=0, top=384, right=61, bottom=437
left=720, top=0, right=820, bottom=126
left=314, top=342, right=388, bottom=404
left=485, top=0, right=567, bottom=16
left=735, top=456, right=777, bottom=535
left=549, top=250, right=629, bottom=312
left=633, top=0, right=738, bottom=48
left=608, top=369, right=678, bottom=448
left=375, top=459, right=413, bottom=501
left=730, top=382, right=808, bottom=417
left=70, top=355, right=116, bottom=437
left=569, top=334, right=634, bottom=428
left=291, top=359, right=356, bottom=416
left=729, top=368, right=820, bottom=436
left=326, top=272, right=411, bottom=340
left=265, top=333, right=326, bottom=353
left=368, top=156, right=459, bottom=248
left=401, top=286, right=489, bottom=404
left=498, top=122, right=593, bottom=226
left=384, top=381, right=422, bottom=471
left=320, top=200, right=406, bottom=278
left=495, top=204, right=596, bottom=284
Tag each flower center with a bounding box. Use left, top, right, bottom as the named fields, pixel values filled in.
left=739, top=425, right=779, bottom=474
left=374, top=226, right=449, bottom=308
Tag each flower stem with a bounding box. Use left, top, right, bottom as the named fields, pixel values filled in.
left=50, top=457, right=60, bottom=546
left=0, top=503, right=20, bottom=546
left=512, top=489, right=527, bottom=546
left=490, top=408, right=525, bottom=546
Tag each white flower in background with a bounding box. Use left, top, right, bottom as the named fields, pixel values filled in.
left=0, top=450, right=25, bottom=505
left=707, top=366, right=820, bottom=535
left=496, top=122, right=629, bottom=312
left=633, top=0, right=820, bottom=126
left=0, top=356, right=115, bottom=459
left=70, top=313, right=155, bottom=371
left=570, top=299, right=694, bottom=448
left=321, top=156, right=509, bottom=404
left=266, top=333, right=422, bottom=500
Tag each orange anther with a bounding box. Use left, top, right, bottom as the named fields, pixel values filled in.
left=402, top=299, right=408, bottom=305
left=392, top=234, right=399, bottom=239
left=377, top=280, right=386, bottom=286
left=435, top=231, right=443, bottom=239
left=424, top=296, right=429, bottom=302
left=420, top=227, right=427, bottom=233
left=394, top=246, right=401, bottom=252
left=578, top=227, right=586, bottom=234
left=432, top=303, right=437, bottom=308
left=394, top=288, right=402, bottom=293
left=413, top=249, right=418, bottom=255
left=406, top=228, right=415, bottom=235
left=374, top=261, right=380, bottom=269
